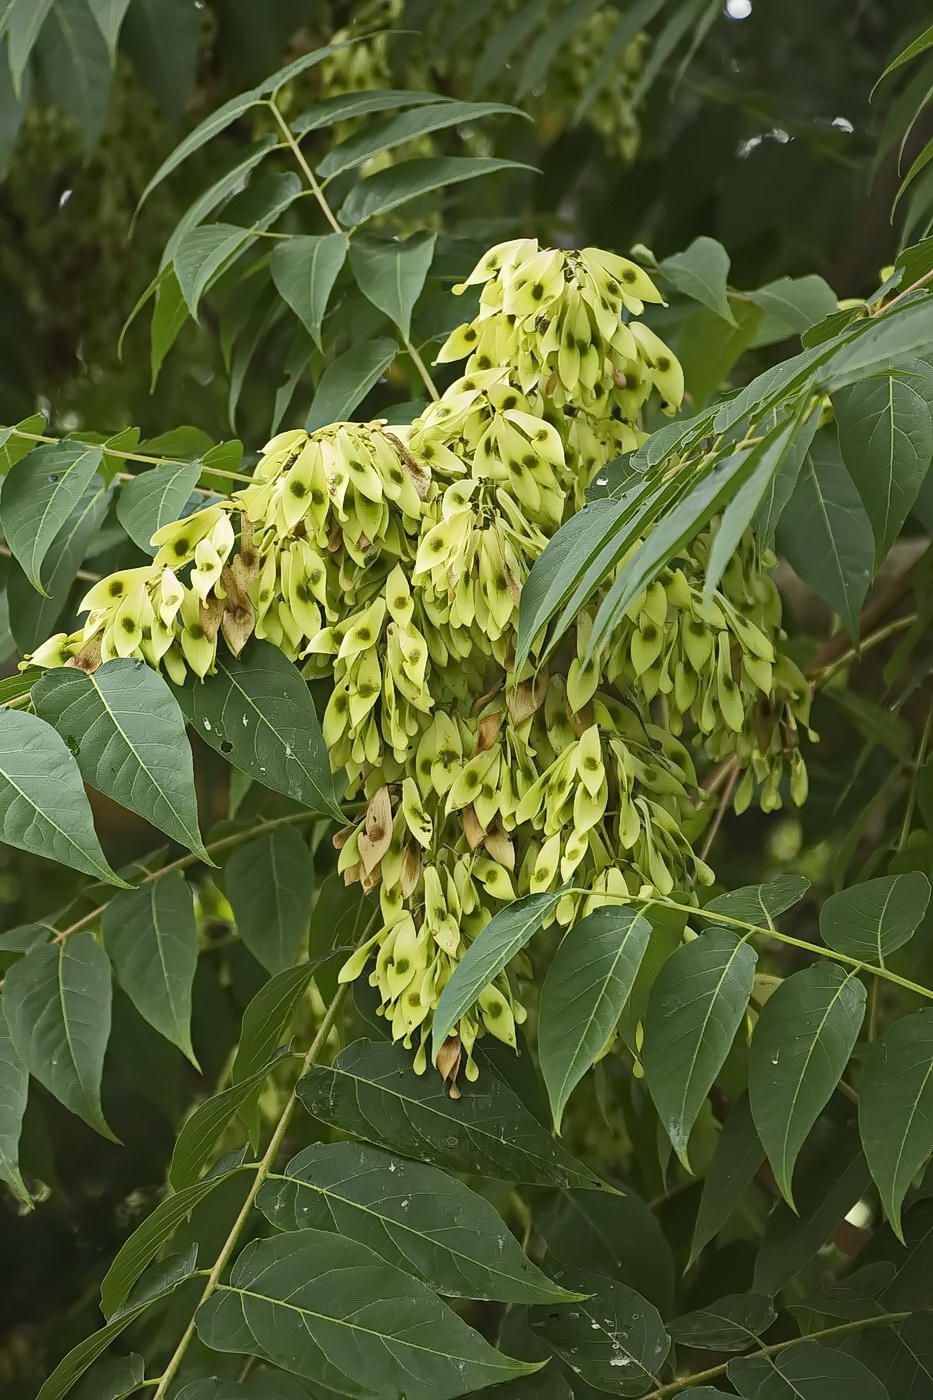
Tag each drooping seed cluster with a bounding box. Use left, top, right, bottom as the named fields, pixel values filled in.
left=29, top=239, right=811, bottom=1078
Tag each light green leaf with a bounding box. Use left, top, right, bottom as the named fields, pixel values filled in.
left=643, top=929, right=758, bottom=1169
left=529, top=1268, right=670, bottom=1396
left=820, top=872, right=931, bottom=963
left=100, top=1166, right=245, bottom=1318
left=538, top=906, right=650, bottom=1131
left=87, top=0, right=129, bottom=53
left=834, top=366, right=933, bottom=563
left=0, top=999, right=29, bottom=1204
left=432, top=891, right=563, bottom=1059
left=860, top=1010, right=933, bottom=1240
left=169, top=1059, right=274, bottom=1190
left=337, top=156, right=533, bottom=227
left=669, top=1293, right=776, bottom=1352
left=319, top=100, right=526, bottom=180
left=101, top=872, right=199, bottom=1062
left=660, top=236, right=736, bottom=324
left=754, top=408, right=822, bottom=544
left=258, top=1140, right=578, bottom=1303
left=0, top=710, right=127, bottom=885
left=689, top=1094, right=763, bottom=1267
left=305, top=338, right=398, bottom=431
left=299, top=1039, right=610, bottom=1190
left=749, top=964, right=866, bottom=1205
left=1, top=439, right=103, bottom=592
left=7, top=0, right=55, bottom=92
left=701, top=875, right=811, bottom=930
left=729, top=1339, right=888, bottom=1399
left=171, top=641, right=344, bottom=822
left=747, top=275, right=839, bottom=334
left=349, top=234, right=437, bottom=340
left=822, top=297, right=933, bottom=391
left=3, top=932, right=116, bottom=1140
left=36, top=0, right=112, bottom=146
left=116, top=459, right=202, bottom=554
left=270, top=232, right=348, bottom=349
left=292, top=89, right=449, bottom=134
left=149, top=267, right=189, bottom=384
left=226, top=825, right=315, bottom=975
left=33, top=659, right=209, bottom=861
left=196, top=1228, right=540, bottom=1400
left=777, top=431, right=875, bottom=638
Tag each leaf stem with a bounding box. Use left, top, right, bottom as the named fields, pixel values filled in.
left=4, top=427, right=252, bottom=484
left=267, top=100, right=342, bottom=235
left=404, top=336, right=441, bottom=402
left=150, top=975, right=351, bottom=1399
left=639, top=1310, right=909, bottom=1399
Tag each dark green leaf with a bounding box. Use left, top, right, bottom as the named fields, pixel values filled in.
left=33, top=659, right=209, bottom=861
left=821, top=873, right=931, bottom=964
left=100, top=1166, right=245, bottom=1318
left=0, top=999, right=29, bottom=1204
left=337, top=156, right=533, bottom=227
left=860, top=1010, right=933, bottom=1239
left=319, top=101, right=526, bottom=179
left=226, top=825, right=314, bottom=975
left=753, top=1125, right=871, bottom=1294
left=835, top=367, right=933, bottom=562
left=0, top=710, right=127, bottom=884
left=270, top=232, right=348, bottom=349
left=305, top=338, right=398, bottom=431
left=660, top=236, right=736, bottom=324
left=529, top=1268, right=670, bottom=1396
left=101, top=872, right=199, bottom=1062
left=777, top=432, right=874, bottom=638
left=292, top=89, right=449, bottom=134
left=73, top=1352, right=144, bottom=1400
left=349, top=235, right=437, bottom=340
left=258, top=1140, right=578, bottom=1303
left=7, top=0, right=55, bottom=92
left=538, top=907, right=651, bottom=1131
left=862, top=1198, right=933, bottom=1309
left=307, top=872, right=374, bottom=962
left=87, top=0, right=130, bottom=53
left=172, top=641, right=344, bottom=822
left=3, top=932, right=116, bottom=1140
left=690, top=1094, right=764, bottom=1266
left=747, top=275, right=839, bottom=334
left=643, top=929, right=757, bottom=1168
left=701, top=876, right=811, bottom=930
left=459, top=1372, right=573, bottom=1400
left=116, top=459, right=203, bottom=554
left=823, top=297, right=933, bottom=391
left=119, top=0, right=200, bottom=122
left=1, top=439, right=103, bottom=592
left=231, top=960, right=314, bottom=1144
left=668, top=1293, right=776, bottom=1352
left=754, top=409, right=821, bottom=543
left=196, top=1228, right=540, bottom=1400
left=169, top=1059, right=273, bottom=1189
left=729, top=1338, right=889, bottom=1399
left=36, top=0, right=112, bottom=147
left=538, top=1188, right=675, bottom=1316
left=162, top=136, right=279, bottom=268
left=749, top=964, right=865, bottom=1206
left=432, top=891, right=562, bottom=1059
left=879, top=22, right=933, bottom=80
left=856, top=1311, right=933, bottom=1397
left=173, top=223, right=256, bottom=317
left=299, top=1039, right=610, bottom=1190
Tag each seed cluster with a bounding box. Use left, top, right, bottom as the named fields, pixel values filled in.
left=29, top=240, right=811, bottom=1077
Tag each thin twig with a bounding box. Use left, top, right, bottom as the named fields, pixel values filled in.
left=6, top=427, right=252, bottom=485
left=698, top=760, right=739, bottom=863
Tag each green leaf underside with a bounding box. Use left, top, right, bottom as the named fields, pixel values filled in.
left=643, top=929, right=758, bottom=1167
left=196, top=1228, right=540, bottom=1400
left=33, top=659, right=209, bottom=861
left=298, top=1039, right=610, bottom=1190
left=258, top=1140, right=578, bottom=1303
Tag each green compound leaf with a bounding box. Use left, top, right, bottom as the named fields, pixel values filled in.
left=538, top=906, right=651, bottom=1132
left=643, top=929, right=758, bottom=1169
left=820, top=872, right=931, bottom=964
left=33, top=659, right=209, bottom=862
left=299, top=1039, right=611, bottom=1191
left=432, top=891, right=562, bottom=1060
left=101, top=872, right=199, bottom=1062
left=225, top=825, right=315, bottom=975
left=860, top=1010, right=933, bottom=1240
left=0, top=439, right=103, bottom=593
left=3, top=933, right=117, bottom=1141
left=258, top=1140, right=579, bottom=1303
left=172, top=640, right=344, bottom=822
left=749, top=964, right=866, bottom=1206
left=196, top=1228, right=541, bottom=1400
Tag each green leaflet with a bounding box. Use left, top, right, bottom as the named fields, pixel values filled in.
left=701, top=875, right=811, bottom=930
left=33, top=659, right=210, bottom=862
left=729, top=1338, right=888, bottom=1399
left=642, top=929, right=757, bottom=1169
left=305, top=338, right=398, bottom=431
left=668, top=1293, right=776, bottom=1352
left=660, top=235, right=736, bottom=324
left=299, top=1039, right=610, bottom=1191
left=349, top=234, right=437, bottom=340
left=270, top=233, right=348, bottom=349
left=860, top=1011, right=933, bottom=1239
left=116, top=459, right=203, bottom=554
left=749, top=964, right=866, bottom=1206
left=101, top=872, right=199, bottom=1062
left=0, top=439, right=103, bottom=593
left=337, top=156, right=534, bottom=227
left=538, top=906, right=651, bottom=1131
left=196, top=1228, right=541, bottom=1400
left=689, top=1094, right=764, bottom=1267
left=258, top=1140, right=579, bottom=1303
left=225, top=825, right=315, bottom=975
left=3, top=932, right=116, bottom=1140
left=820, top=873, right=931, bottom=964
left=0, top=999, right=29, bottom=1205
left=431, top=891, right=563, bottom=1059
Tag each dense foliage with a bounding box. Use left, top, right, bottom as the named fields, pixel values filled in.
left=2, top=3, right=933, bottom=1399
